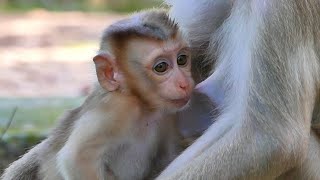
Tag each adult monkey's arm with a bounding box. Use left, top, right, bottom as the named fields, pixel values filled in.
left=158, top=0, right=320, bottom=179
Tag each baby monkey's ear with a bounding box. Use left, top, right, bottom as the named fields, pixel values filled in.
left=93, top=53, right=120, bottom=91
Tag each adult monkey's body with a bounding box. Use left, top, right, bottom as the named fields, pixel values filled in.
left=158, top=0, right=320, bottom=179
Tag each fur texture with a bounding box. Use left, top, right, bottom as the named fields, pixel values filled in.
left=158, top=0, right=320, bottom=179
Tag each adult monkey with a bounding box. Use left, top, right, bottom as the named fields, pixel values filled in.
left=158, top=0, right=320, bottom=179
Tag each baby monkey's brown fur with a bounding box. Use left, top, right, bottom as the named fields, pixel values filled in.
left=1, top=10, right=194, bottom=180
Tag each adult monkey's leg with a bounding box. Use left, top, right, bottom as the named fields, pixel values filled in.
left=277, top=130, right=320, bottom=180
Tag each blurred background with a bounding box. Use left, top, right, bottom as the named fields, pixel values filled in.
left=0, top=0, right=163, bottom=173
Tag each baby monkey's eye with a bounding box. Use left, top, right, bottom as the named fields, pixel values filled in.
left=153, top=61, right=169, bottom=74
left=177, top=54, right=188, bottom=66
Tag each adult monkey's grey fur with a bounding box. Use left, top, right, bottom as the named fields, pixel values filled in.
left=158, top=0, right=320, bottom=179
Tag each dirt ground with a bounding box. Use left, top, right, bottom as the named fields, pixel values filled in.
left=0, top=10, right=126, bottom=97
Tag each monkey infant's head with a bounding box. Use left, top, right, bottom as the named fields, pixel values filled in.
left=93, top=10, right=194, bottom=112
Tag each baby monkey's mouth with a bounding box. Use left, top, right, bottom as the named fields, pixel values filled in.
left=170, top=96, right=191, bottom=108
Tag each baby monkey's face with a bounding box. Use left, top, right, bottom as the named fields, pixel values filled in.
left=126, top=37, right=195, bottom=112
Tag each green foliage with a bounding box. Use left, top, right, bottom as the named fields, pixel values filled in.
left=104, top=0, right=163, bottom=13
left=0, top=0, right=87, bottom=11
left=0, top=98, right=84, bottom=174
left=0, top=98, right=84, bottom=137
left=0, top=134, right=46, bottom=174
left=0, top=0, right=163, bottom=12
left=3, top=133, right=45, bottom=149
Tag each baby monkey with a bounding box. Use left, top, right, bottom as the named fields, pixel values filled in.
left=58, top=10, right=194, bottom=180
left=1, top=10, right=194, bottom=180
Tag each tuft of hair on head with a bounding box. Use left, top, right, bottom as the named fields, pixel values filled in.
left=99, top=9, right=179, bottom=53
left=139, top=9, right=179, bottom=39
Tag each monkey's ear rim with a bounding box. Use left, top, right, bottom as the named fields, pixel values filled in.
left=93, top=53, right=119, bottom=92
